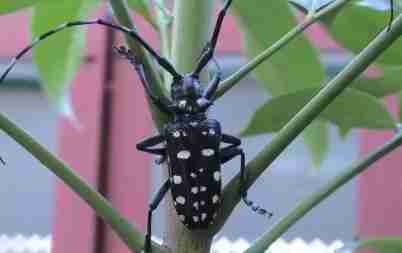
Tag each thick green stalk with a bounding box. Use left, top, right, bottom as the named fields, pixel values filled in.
left=171, top=1, right=213, bottom=73
left=212, top=14, right=402, bottom=234
left=165, top=1, right=214, bottom=253
left=245, top=131, right=402, bottom=253
left=109, top=0, right=168, bottom=128
left=0, top=113, right=167, bottom=253
left=214, top=0, right=352, bottom=100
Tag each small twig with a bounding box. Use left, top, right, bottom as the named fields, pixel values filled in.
left=245, top=131, right=402, bottom=253
left=109, top=0, right=169, bottom=128
left=213, top=0, right=352, bottom=100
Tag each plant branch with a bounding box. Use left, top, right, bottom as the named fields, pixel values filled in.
left=109, top=0, right=168, bottom=128
left=212, top=13, right=402, bottom=234
left=0, top=113, right=167, bottom=253
left=164, top=1, right=214, bottom=252
left=245, top=131, right=402, bottom=253
left=213, top=0, right=352, bottom=100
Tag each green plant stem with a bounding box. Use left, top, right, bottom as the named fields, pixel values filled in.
left=245, top=131, right=402, bottom=253
left=171, top=0, right=213, bottom=73
left=165, top=1, right=214, bottom=252
left=213, top=0, right=352, bottom=100
left=0, top=113, right=167, bottom=253
left=212, top=14, right=402, bottom=234
left=109, top=0, right=168, bottom=128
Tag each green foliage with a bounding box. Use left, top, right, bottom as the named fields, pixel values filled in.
left=0, top=0, right=39, bottom=14
left=354, top=237, right=402, bottom=253
left=241, top=87, right=396, bottom=136
left=232, top=0, right=328, bottom=165
left=31, top=0, right=98, bottom=105
left=233, top=0, right=325, bottom=95
left=353, top=67, right=402, bottom=97
left=126, top=0, right=155, bottom=26
left=302, top=120, right=329, bottom=167
left=328, top=4, right=402, bottom=66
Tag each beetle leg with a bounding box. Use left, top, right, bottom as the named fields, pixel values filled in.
left=192, top=0, right=233, bottom=77
left=221, top=133, right=241, bottom=150
left=201, top=57, right=222, bottom=101
left=220, top=147, right=273, bottom=218
left=145, top=179, right=171, bottom=253
left=137, top=134, right=167, bottom=164
left=114, top=46, right=174, bottom=115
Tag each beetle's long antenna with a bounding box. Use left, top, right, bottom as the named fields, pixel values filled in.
left=191, top=0, right=233, bottom=78
left=202, top=57, right=222, bottom=100
left=0, top=19, right=182, bottom=85
left=388, top=0, right=395, bottom=31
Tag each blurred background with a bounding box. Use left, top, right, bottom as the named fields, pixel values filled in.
left=0, top=1, right=400, bottom=252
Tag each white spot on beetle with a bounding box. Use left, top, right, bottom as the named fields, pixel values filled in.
left=193, top=216, right=199, bottom=222
left=209, top=129, right=216, bottom=135
left=193, top=202, right=199, bottom=210
left=202, top=149, right=215, bottom=157
left=200, top=186, right=207, bottom=192
left=202, top=131, right=208, bottom=136
left=190, top=173, right=197, bottom=178
left=201, top=213, right=207, bottom=221
left=173, top=175, right=182, bottom=184
left=172, top=131, right=180, bottom=138
left=212, top=195, right=219, bottom=204
left=178, top=100, right=187, bottom=109
left=213, top=171, right=221, bottom=181
left=179, top=215, right=186, bottom=221
left=176, top=196, right=186, bottom=204
left=190, top=121, right=198, bottom=127
left=199, top=168, right=204, bottom=173
left=213, top=212, right=218, bottom=218
left=200, top=201, right=206, bottom=206
left=177, top=150, right=191, bottom=159
left=191, top=187, right=199, bottom=194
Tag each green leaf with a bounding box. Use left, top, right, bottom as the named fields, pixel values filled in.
left=302, top=120, right=329, bottom=167
left=241, top=87, right=396, bottom=136
left=232, top=0, right=325, bottom=95
left=354, top=237, right=402, bottom=253
left=0, top=0, right=39, bottom=14
left=353, top=66, right=402, bottom=97
left=126, top=0, right=155, bottom=27
left=31, top=0, right=98, bottom=105
left=328, top=4, right=402, bottom=66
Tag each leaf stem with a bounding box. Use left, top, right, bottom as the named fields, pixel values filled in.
left=213, top=0, right=352, bottom=100
left=213, top=13, right=402, bottom=234
left=0, top=113, right=167, bottom=253
left=109, top=0, right=168, bottom=128
left=245, top=131, right=402, bottom=253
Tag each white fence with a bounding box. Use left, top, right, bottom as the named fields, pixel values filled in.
left=0, top=235, right=347, bottom=253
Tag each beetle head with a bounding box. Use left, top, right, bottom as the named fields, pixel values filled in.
left=171, top=74, right=211, bottom=114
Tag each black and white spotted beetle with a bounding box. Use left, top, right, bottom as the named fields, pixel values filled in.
left=0, top=0, right=271, bottom=252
